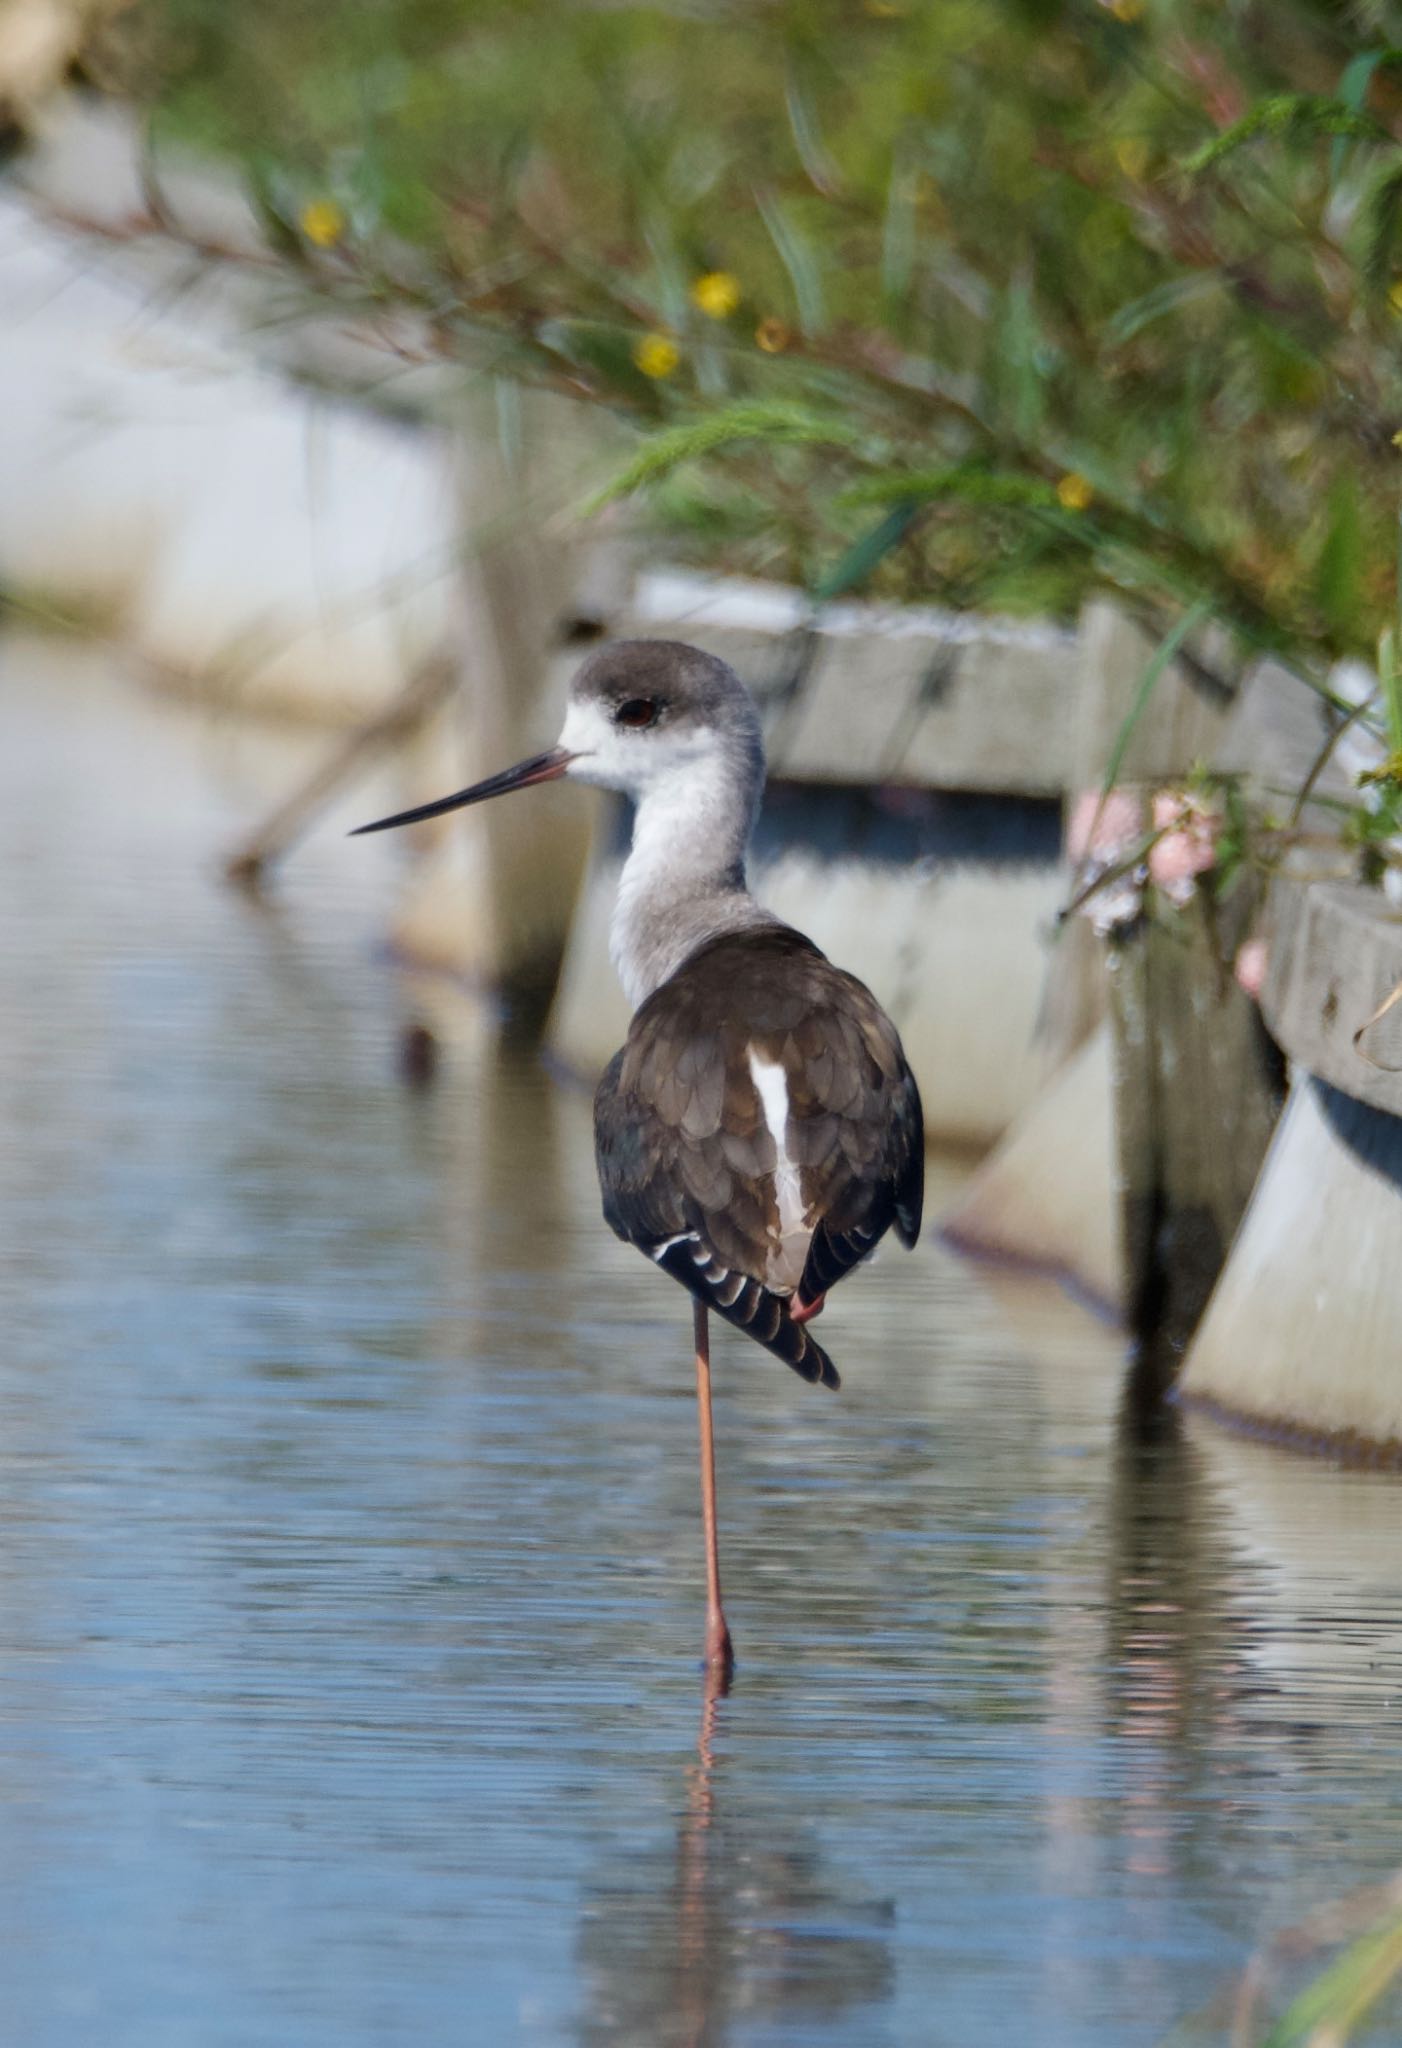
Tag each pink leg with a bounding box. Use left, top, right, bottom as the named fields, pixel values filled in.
left=789, top=1290, right=827, bottom=1327
left=693, top=1302, right=734, bottom=1686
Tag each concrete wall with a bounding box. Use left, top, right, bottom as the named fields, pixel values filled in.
left=0, top=161, right=461, bottom=720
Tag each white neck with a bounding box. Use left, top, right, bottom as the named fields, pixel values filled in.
left=609, top=756, right=776, bottom=1008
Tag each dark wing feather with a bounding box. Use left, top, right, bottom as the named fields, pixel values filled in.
left=793, top=967, right=923, bottom=1305
left=595, top=995, right=840, bottom=1392
left=652, top=1237, right=840, bottom=1389
left=594, top=926, right=924, bottom=1390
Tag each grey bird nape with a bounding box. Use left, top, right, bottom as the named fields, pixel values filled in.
left=349, top=746, right=575, bottom=835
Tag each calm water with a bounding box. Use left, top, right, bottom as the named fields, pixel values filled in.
left=4, top=634, right=1402, bottom=2048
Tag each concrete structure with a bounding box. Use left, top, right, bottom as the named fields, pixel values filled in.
left=939, top=1026, right=1120, bottom=1313
left=1181, top=872, right=1402, bottom=1457
left=2, top=95, right=622, bottom=996
left=0, top=135, right=458, bottom=719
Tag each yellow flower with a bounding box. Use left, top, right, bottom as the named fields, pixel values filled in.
left=1392, top=428, right=1402, bottom=449
left=1389, top=279, right=1402, bottom=314
left=691, top=272, right=741, bottom=320
left=299, top=198, right=346, bottom=249
left=634, top=332, right=681, bottom=379
left=1106, top=0, right=1144, bottom=19
left=1114, top=137, right=1151, bottom=182
left=1056, top=472, right=1094, bottom=512
left=755, top=317, right=791, bottom=354
left=1359, top=748, right=1402, bottom=792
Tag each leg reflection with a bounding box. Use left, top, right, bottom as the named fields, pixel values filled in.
left=576, top=1678, right=895, bottom=2048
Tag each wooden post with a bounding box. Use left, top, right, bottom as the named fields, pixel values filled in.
left=1092, top=643, right=1371, bottom=1387
left=1106, top=877, right=1284, bottom=1398
left=1042, top=598, right=1239, bottom=1073
left=387, top=391, right=611, bottom=1006
left=943, top=600, right=1247, bottom=1320
left=1057, top=604, right=1288, bottom=1385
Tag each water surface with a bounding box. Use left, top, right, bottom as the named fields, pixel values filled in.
left=4, top=633, right=1402, bottom=2046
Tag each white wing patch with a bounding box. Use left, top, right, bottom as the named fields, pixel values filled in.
left=649, top=1232, right=695, bottom=1262
left=747, top=1047, right=811, bottom=1293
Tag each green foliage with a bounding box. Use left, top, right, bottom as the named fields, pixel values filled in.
left=838, top=468, right=1060, bottom=512
left=1380, top=627, right=1402, bottom=755
left=583, top=401, right=873, bottom=513
left=1180, top=94, right=1388, bottom=175
left=1102, top=599, right=1216, bottom=797
left=88, top=0, right=1402, bottom=651
left=1163, top=1877, right=1402, bottom=2045
left=1258, top=1905, right=1402, bottom=2046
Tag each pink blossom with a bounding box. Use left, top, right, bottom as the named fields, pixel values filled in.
left=1234, top=937, right=1268, bottom=1000
left=1148, top=789, right=1219, bottom=904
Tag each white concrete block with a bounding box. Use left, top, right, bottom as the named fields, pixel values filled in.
left=1182, top=1075, right=1402, bottom=1453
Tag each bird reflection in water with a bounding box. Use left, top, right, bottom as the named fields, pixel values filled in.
left=576, top=1675, right=896, bottom=2048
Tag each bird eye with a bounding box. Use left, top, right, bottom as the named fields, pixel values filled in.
left=614, top=697, right=659, bottom=730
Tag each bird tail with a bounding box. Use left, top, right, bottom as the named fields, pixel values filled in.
left=655, top=1237, right=840, bottom=1390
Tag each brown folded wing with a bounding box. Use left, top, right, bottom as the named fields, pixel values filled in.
left=593, top=926, right=924, bottom=1388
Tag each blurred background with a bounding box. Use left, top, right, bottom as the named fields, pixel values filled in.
left=7, top=3, right=1402, bottom=2044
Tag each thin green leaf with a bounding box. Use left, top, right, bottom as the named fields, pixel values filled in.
left=998, top=276, right=1046, bottom=441
left=784, top=58, right=843, bottom=198
left=812, top=503, right=921, bottom=602
left=1364, top=160, right=1402, bottom=291
left=1339, top=50, right=1385, bottom=115
left=581, top=401, right=868, bottom=511
left=1101, top=599, right=1215, bottom=796
left=536, top=318, right=666, bottom=396
left=1182, top=94, right=1388, bottom=176
left=642, top=212, right=689, bottom=332
left=1332, top=48, right=1386, bottom=183
left=1328, top=48, right=1402, bottom=184
left=1260, top=1911, right=1402, bottom=2047
left=1316, top=472, right=1362, bottom=638
left=880, top=140, right=919, bottom=322
left=1381, top=626, right=1402, bottom=753
left=1287, top=694, right=1376, bottom=829
left=244, top=155, right=309, bottom=264
left=755, top=186, right=827, bottom=336
left=1107, top=272, right=1226, bottom=345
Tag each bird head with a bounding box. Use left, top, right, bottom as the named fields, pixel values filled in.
left=351, top=639, right=764, bottom=836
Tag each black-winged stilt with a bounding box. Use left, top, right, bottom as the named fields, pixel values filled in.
left=354, top=641, right=924, bottom=1683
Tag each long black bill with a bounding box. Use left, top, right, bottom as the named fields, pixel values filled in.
left=350, top=747, right=577, bottom=836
